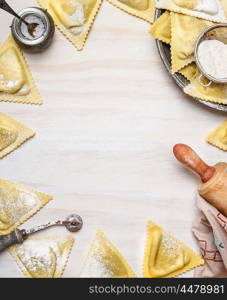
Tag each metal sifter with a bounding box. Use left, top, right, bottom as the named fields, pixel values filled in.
left=195, top=24, right=227, bottom=87
left=0, top=214, right=83, bottom=253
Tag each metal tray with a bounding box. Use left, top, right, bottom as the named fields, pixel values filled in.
left=154, top=9, right=227, bottom=112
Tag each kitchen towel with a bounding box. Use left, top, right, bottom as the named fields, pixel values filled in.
left=192, top=194, right=227, bottom=277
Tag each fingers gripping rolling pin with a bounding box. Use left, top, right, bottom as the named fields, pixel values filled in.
left=173, top=144, right=227, bottom=216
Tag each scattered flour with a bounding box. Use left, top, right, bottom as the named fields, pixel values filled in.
left=195, top=0, right=218, bottom=15
left=13, top=236, right=72, bottom=278
left=6, top=80, right=19, bottom=90
left=21, top=14, right=46, bottom=39
left=68, top=0, right=86, bottom=36
left=17, top=85, right=31, bottom=96
left=17, top=240, right=55, bottom=272
left=19, top=189, right=39, bottom=207
left=80, top=255, right=114, bottom=278
left=161, top=232, right=181, bottom=257
left=0, top=188, right=38, bottom=226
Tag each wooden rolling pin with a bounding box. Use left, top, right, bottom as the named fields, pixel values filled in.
left=173, top=144, right=227, bottom=216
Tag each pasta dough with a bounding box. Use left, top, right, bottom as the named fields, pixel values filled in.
left=207, top=120, right=227, bottom=151
left=156, top=0, right=226, bottom=23
left=179, top=62, right=200, bottom=81
left=0, top=112, right=35, bottom=158
left=143, top=221, right=204, bottom=277
left=8, top=235, right=74, bottom=278
left=149, top=11, right=171, bottom=44
left=80, top=231, right=136, bottom=277
left=38, top=0, right=103, bottom=50
left=170, top=12, right=212, bottom=73
left=183, top=63, right=227, bottom=105
left=107, top=0, right=155, bottom=23
left=0, top=36, right=42, bottom=104
left=0, top=179, right=52, bottom=235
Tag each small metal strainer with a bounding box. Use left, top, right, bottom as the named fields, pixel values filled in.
left=195, top=24, right=227, bottom=87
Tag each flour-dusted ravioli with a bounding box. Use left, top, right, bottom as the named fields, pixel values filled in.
left=171, top=12, right=213, bottom=73
left=207, top=120, right=227, bottom=151
left=150, top=11, right=171, bottom=44
left=0, top=36, right=42, bottom=104
left=179, top=62, right=200, bottom=81
left=183, top=63, right=227, bottom=105
left=156, top=0, right=227, bottom=23
left=80, top=231, right=136, bottom=277
left=8, top=235, right=74, bottom=278
left=38, top=0, right=103, bottom=50
left=0, top=112, right=35, bottom=158
left=0, top=179, right=52, bottom=235
left=143, top=221, right=204, bottom=278
left=107, top=0, right=155, bottom=23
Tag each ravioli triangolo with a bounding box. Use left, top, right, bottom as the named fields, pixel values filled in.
left=80, top=231, right=136, bottom=277
left=38, top=0, right=103, bottom=50
left=0, top=36, right=42, bottom=104
left=143, top=221, right=204, bottom=277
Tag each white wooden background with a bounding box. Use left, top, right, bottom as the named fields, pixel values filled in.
left=0, top=0, right=226, bottom=278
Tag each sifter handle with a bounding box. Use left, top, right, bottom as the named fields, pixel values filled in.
left=0, top=229, right=24, bottom=253
left=173, top=144, right=216, bottom=183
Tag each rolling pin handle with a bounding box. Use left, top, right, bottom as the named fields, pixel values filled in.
left=0, top=229, right=24, bottom=253
left=173, top=144, right=216, bottom=183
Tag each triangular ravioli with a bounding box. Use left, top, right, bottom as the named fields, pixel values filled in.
left=207, top=120, right=227, bottom=151
left=0, top=112, right=35, bottom=158
left=0, top=126, right=17, bottom=152
left=38, top=0, right=103, bottom=50
left=8, top=235, right=74, bottom=278
left=0, top=179, right=52, bottom=235
left=0, top=36, right=42, bottom=104
left=156, top=0, right=226, bottom=23
left=171, top=12, right=213, bottom=73
left=107, top=0, right=155, bottom=23
left=150, top=11, right=171, bottom=44
left=182, top=63, right=227, bottom=105
left=80, top=231, right=136, bottom=277
left=143, top=221, right=204, bottom=277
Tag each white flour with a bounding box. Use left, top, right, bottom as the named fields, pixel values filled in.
left=17, top=85, right=31, bottom=95
left=21, top=14, right=46, bottom=39
left=17, top=241, right=54, bottom=272
left=19, top=189, right=39, bottom=207
left=68, top=1, right=86, bottom=36
left=197, top=39, right=227, bottom=80
left=162, top=232, right=181, bottom=257
left=80, top=255, right=114, bottom=277
left=6, top=80, right=19, bottom=91
left=195, top=0, right=218, bottom=15
left=0, top=188, right=38, bottom=226
left=80, top=242, right=114, bottom=278
left=14, top=236, right=71, bottom=277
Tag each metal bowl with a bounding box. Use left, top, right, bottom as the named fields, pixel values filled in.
left=154, top=9, right=227, bottom=112
left=195, top=24, right=227, bottom=86
left=11, top=7, right=55, bottom=53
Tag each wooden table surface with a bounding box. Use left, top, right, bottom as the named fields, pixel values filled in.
left=0, top=0, right=226, bottom=278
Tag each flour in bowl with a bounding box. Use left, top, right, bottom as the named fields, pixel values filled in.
left=197, top=39, right=227, bottom=80
left=21, top=14, right=46, bottom=39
